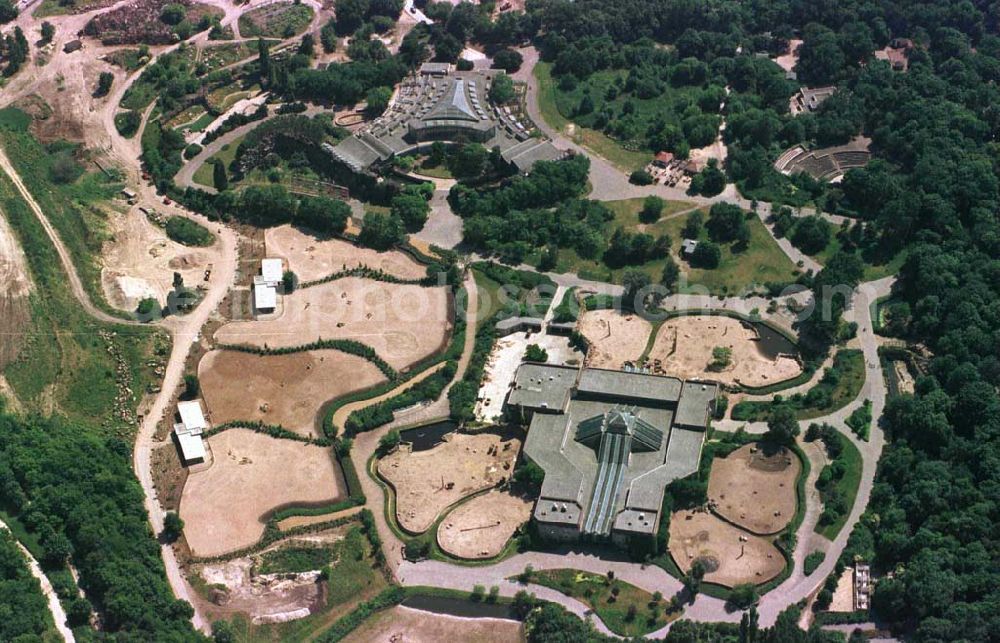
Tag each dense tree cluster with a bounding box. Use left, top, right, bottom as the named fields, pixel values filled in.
left=0, top=527, right=53, bottom=641
left=0, top=411, right=200, bottom=639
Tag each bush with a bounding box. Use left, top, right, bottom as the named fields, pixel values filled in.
left=629, top=169, right=653, bottom=185
left=161, top=512, right=184, bottom=542
left=804, top=550, right=825, bottom=575
left=492, top=48, right=523, bottom=72
left=691, top=240, right=722, bottom=268
left=183, top=143, right=202, bottom=159
left=525, top=343, right=548, bottom=363
left=115, top=110, right=142, bottom=138
left=165, top=216, right=214, bottom=246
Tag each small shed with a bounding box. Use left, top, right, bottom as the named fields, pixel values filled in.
left=652, top=151, right=674, bottom=168
left=261, top=258, right=283, bottom=286
left=681, top=239, right=699, bottom=257
left=63, top=40, right=83, bottom=54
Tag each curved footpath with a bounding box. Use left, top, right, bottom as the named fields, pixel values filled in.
left=0, top=517, right=75, bottom=642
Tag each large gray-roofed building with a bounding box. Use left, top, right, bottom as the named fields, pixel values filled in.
left=516, top=365, right=718, bottom=546
left=326, top=66, right=566, bottom=175
left=674, top=381, right=718, bottom=430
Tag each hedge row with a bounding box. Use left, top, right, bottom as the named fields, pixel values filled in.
left=217, top=338, right=397, bottom=381
left=188, top=514, right=360, bottom=564
left=314, top=587, right=407, bottom=642
left=300, top=265, right=429, bottom=289
left=205, top=420, right=332, bottom=446
left=345, top=361, right=457, bottom=436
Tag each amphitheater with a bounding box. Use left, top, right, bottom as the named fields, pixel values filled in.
left=774, top=136, right=871, bottom=182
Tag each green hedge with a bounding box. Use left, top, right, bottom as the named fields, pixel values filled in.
left=217, top=339, right=397, bottom=381
left=300, top=265, right=430, bottom=289
left=205, top=420, right=331, bottom=445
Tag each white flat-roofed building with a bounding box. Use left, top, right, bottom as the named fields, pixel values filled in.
left=253, top=276, right=277, bottom=312
left=261, top=258, right=283, bottom=285
left=174, top=400, right=208, bottom=464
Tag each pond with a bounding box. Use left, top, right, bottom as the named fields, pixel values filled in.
left=748, top=320, right=798, bottom=361
left=400, top=420, right=457, bottom=452
left=401, top=594, right=518, bottom=620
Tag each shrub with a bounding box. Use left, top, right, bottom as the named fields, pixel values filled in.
left=114, top=110, right=142, bottom=138
left=165, top=216, right=213, bottom=246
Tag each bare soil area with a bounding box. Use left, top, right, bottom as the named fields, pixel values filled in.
left=0, top=210, right=32, bottom=369
left=198, top=349, right=387, bottom=438
left=828, top=566, right=855, bottom=612
left=707, top=443, right=800, bottom=535
left=213, top=277, right=451, bottom=371
left=276, top=506, right=364, bottom=532
left=343, top=605, right=524, bottom=643
left=437, top=490, right=533, bottom=559
left=578, top=309, right=651, bottom=370
left=266, top=225, right=427, bottom=282
left=648, top=315, right=801, bottom=387
left=378, top=432, right=520, bottom=534
left=669, top=509, right=785, bottom=588
left=180, top=429, right=344, bottom=557
left=101, top=210, right=220, bottom=310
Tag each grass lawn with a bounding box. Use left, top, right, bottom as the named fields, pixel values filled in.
left=528, top=569, right=679, bottom=636
left=533, top=63, right=651, bottom=172
left=238, top=3, right=314, bottom=38
left=731, top=350, right=865, bottom=422
left=816, top=431, right=863, bottom=540
left=0, top=131, right=163, bottom=436
left=192, top=135, right=245, bottom=187
left=553, top=199, right=798, bottom=296
left=472, top=268, right=505, bottom=329
left=411, top=163, right=453, bottom=180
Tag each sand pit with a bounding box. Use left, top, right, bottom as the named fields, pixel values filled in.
left=198, top=349, right=387, bottom=438
left=0, top=211, right=32, bottom=369
left=708, top=443, right=800, bottom=535
left=578, top=309, right=652, bottom=370
left=378, top=432, right=520, bottom=534
left=100, top=210, right=219, bottom=310
left=180, top=429, right=344, bottom=557
left=647, top=315, right=801, bottom=387
left=343, top=605, right=524, bottom=643
left=437, top=490, right=533, bottom=559
left=214, top=277, right=451, bottom=371
left=265, top=225, right=427, bottom=282
left=669, top=510, right=785, bottom=587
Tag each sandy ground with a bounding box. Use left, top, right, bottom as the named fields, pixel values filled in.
left=475, top=332, right=582, bottom=422
left=101, top=209, right=220, bottom=310
left=578, top=309, right=651, bottom=370
left=828, top=566, right=855, bottom=612
left=647, top=316, right=802, bottom=387
left=214, top=277, right=451, bottom=371
left=180, top=429, right=344, bottom=557
left=892, top=360, right=915, bottom=395
left=708, top=443, right=800, bottom=535
left=265, top=225, right=428, bottom=282
left=198, top=349, right=387, bottom=438
left=378, top=432, right=520, bottom=534
left=0, top=209, right=32, bottom=369
left=437, top=490, right=533, bottom=559
left=343, top=605, right=524, bottom=643
left=276, top=506, right=364, bottom=531
left=775, top=39, right=803, bottom=73
left=669, top=510, right=785, bottom=588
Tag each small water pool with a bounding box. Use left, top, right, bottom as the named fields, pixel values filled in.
left=400, top=421, right=458, bottom=452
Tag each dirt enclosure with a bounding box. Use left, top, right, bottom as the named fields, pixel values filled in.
left=343, top=606, right=524, bottom=643
left=669, top=510, right=785, bottom=587
left=180, top=429, right=344, bottom=557
left=648, top=315, right=801, bottom=387
left=707, top=443, right=800, bottom=535
left=198, top=349, right=387, bottom=438
left=578, top=309, right=652, bottom=370
left=0, top=211, right=32, bottom=369
left=265, top=225, right=427, bottom=282
left=378, top=432, right=521, bottom=534
left=213, top=277, right=451, bottom=371
left=437, top=490, right=533, bottom=559
left=101, top=210, right=220, bottom=310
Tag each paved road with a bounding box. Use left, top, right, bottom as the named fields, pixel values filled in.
left=0, top=518, right=75, bottom=642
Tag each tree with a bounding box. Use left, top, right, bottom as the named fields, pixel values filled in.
left=365, top=85, right=392, bottom=116
left=492, top=48, right=523, bottom=72
left=682, top=559, right=706, bottom=597
left=358, top=211, right=405, bottom=250
left=513, top=459, right=544, bottom=492
left=161, top=512, right=184, bottom=542
left=296, top=195, right=349, bottom=234
left=257, top=38, right=271, bottom=83
left=0, top=0, right=16, bottom=23
left=683, top=210, right=703, bottom=239
left=661, top=256, right=680, bottom=293
left=790, top=216, right=831, bottom=254
left=691, top=240, right=721, bottom=268
left=212, top=160, right=228, bottom=192
left=447, top=143, right=488, bottom=180
left=211, top=620, right=236, bottom=643
left=40, top=21, right=55, bottom=43
left=739, top=606, right=759, bottom=643
left=525, top=344, right=548, bottom=362
left=765, top=406, right=800, bottom=445
left=728, top=584, right=759, bottom=610
left=335, top=0, right=369, bottom=34
left=136, top=297, right=160, bottom=319
left=640, top=195, right=664, bottom=223
left=159, top=3, right=186, bottom=25
left=378, top=428, right=401, bottom=454
left=622, top=269, right=652, bottom=312
left=629, top=169, right=653, bottom=185
left=490, top=72, right=516, bottom=104
left=282, top=270, right=296, bottom=293
left=182, top=374, right=199, bottom=400
left=298, top=33, right=315, bottom=57
left=706, top=202, right=748, bottom=243
left=238, top=184, right=295, bottom=226
left=709, top=346, right=732, bottom=371
left=390, top=191, right=430, bottom=231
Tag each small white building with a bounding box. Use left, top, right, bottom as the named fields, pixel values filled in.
left=174, top=400, right=207, bottom=464
left=681, top=239, right=699, bottom=257
left=254, top=258, right=284, bottom=313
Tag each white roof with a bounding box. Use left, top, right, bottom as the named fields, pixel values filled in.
left=254, top=282, right=277, bottom=310
left=177, top=400, right=207, bottom=431
left=261, top=258, right=283, bottom=284
left=174, top=424, right=206, bottom=463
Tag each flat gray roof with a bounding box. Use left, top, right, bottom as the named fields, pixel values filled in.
left=577, top=368, right=682, bottom=405
left=674, top=381, right=718, bottom=429
left=507, top=363, right=577, bottom=413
